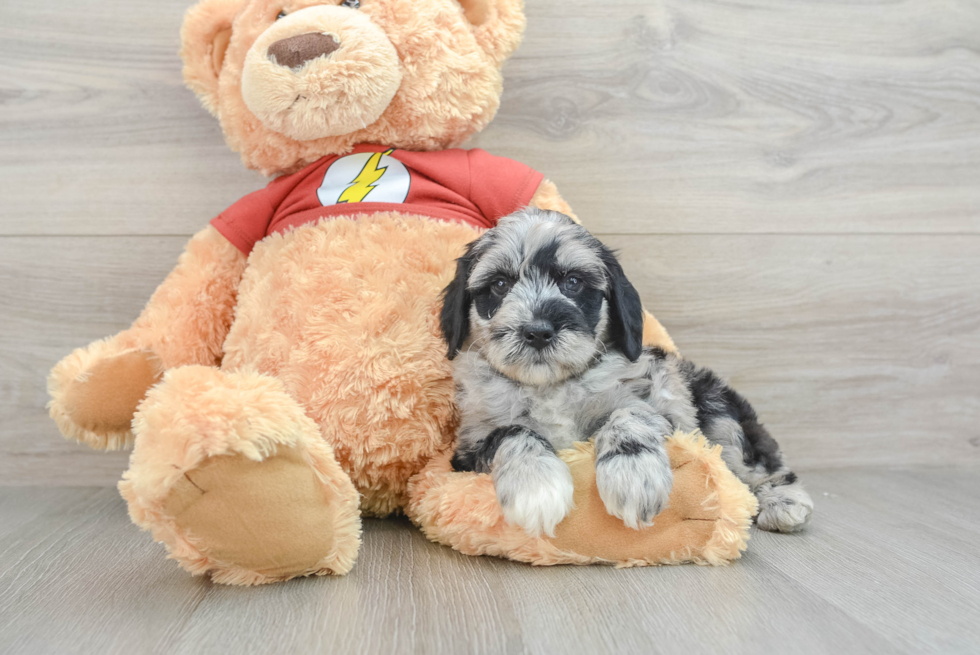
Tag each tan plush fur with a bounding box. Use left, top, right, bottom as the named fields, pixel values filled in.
left=49, top=345, right=164, bottom=450
left=119, top=365, right=362, bottom=584
left=48, top=0, right=756, bottom=584
left=48, top=226, right=245, bottom=449
left=220, top=213, right=479, bottom=517
left=180, top=0, right=242, bottom=115
left=60, top=351, right=163, bottom=440
left=240, top=8, right=403, bottom=141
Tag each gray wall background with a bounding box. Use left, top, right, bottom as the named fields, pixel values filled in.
left=2, top=0, right=978, bottom=484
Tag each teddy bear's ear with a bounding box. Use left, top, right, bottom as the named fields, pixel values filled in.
left=456, top=0, right=526, bottom=64
left=179, top=0, right=246, bottom=115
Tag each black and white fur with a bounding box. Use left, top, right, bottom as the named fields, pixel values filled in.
left=440, top=208, right=813, bottom=537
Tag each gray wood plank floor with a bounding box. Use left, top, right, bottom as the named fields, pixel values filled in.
left=1, top=467, right=978, bottom=655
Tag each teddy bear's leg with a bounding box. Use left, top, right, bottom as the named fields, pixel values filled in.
left=118, top=365, right=361, bottom=585
left=48, top=226, right=246, bottom=450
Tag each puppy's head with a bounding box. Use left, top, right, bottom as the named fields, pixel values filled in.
left=441, top=208, right=645, bottom=386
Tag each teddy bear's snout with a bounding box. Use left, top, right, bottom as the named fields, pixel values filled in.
left=241, top=6, right=403, bottom=142
left=267, top=33, right=341, bottom=70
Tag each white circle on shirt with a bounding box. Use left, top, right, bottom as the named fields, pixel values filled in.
left=317, top=149, right=411, bottom=207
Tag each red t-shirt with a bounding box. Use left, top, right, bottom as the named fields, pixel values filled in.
left=211, top=144, right=545, bottom=254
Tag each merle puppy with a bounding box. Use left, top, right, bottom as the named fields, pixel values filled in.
left=440, top=208, right=813, bottom=538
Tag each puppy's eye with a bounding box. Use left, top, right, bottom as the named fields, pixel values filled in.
left=341, top=0, right=361, bottom=8
left=562, top=275, right=583, bottom=294
left=490, top=277, right=511, bottom=297
left=276, top=9, right=287, bottom=19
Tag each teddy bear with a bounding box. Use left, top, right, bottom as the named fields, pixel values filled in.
left=47, top=0, right=757, bottom=585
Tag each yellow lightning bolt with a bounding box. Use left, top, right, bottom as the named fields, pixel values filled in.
left=337, top=148, right=395, bottom=204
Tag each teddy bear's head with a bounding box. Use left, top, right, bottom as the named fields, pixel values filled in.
left=181, top=0, right=525, bottom=174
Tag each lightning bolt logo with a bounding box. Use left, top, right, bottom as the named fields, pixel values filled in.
left=337, top=148, right=395, bottom=204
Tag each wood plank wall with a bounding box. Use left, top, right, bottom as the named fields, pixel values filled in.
left=2, top=0, right=978, bottom=485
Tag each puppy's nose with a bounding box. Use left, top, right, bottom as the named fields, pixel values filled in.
left=268, top=33, right=340, bottom=69
left=522, top=321, right=555, bottom=350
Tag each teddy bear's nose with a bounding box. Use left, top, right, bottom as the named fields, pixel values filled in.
left=268, top=33, right=341, bottom=69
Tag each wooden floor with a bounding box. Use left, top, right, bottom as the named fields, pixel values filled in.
left=1, top=467, right=979, bottom=655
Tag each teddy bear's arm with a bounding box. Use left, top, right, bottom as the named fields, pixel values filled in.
left=48, top=226, right=247, bottom=450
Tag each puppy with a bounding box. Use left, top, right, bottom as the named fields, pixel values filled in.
left=440, top=208, right=813, bottom=538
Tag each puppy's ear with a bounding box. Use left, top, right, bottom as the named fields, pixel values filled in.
left=601, top=249, right=645, bottom=362
left=441, top=245, right=477, bottom=360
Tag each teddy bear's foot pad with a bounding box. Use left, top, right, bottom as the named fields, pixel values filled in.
left=48, top=342, right=163, bottom=450
left=119, top=365, right=362, bottom=585
left=162, top=446, right=348, bottom=580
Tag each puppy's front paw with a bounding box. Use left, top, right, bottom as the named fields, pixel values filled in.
left=596, top=450, right=673, bottom=530
left=493, top=442, right=574, bottom=538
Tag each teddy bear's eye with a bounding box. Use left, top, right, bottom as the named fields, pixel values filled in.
left=341, top=0, right=360, bottom=8
left=276, top=9, right=287, bottom=20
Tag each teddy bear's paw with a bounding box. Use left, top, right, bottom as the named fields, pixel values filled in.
left=755, top=481, right=814, bottom=533
left=48, top=344, right=162, bottom=450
